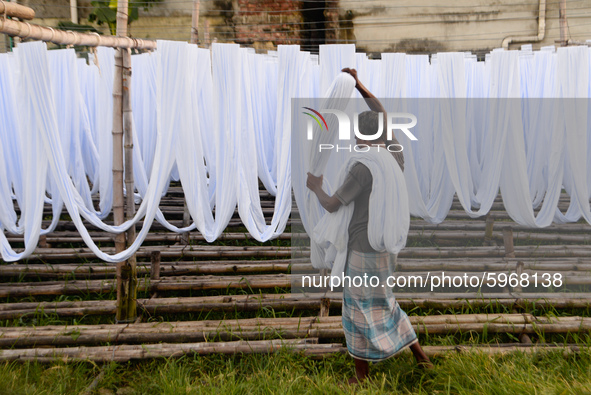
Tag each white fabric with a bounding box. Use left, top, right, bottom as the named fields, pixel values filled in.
left=2, top=42, right=591, bottom=263
left=291, top=71, right=356, bottom=270
left=312, top=147, right=409, bottom=277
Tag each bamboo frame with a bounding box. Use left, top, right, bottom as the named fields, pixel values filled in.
left=3, top=269, right=591, bottom=297
left=0, top=339, right=344, bottom=362
left=0, top=1, right=35, bottom=20
left=190, top=0, right=200, bottom=45
left=3, top=257, right=590, bottom=280
left=2, top=314, right=590, bottom=349
left=0, top=342, right=585, bottom=363
left=0, top=17, right=156, bottom=49
left=9, top=229, right=591, bottom=247
left=3, top=294, right=591, bottom=320
left=111, top=0, right=137, bottom=323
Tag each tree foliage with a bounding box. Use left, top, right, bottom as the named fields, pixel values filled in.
left=88, top=0, right=161, bottom=35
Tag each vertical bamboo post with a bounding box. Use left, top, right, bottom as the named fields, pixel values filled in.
left=70, top=0, right=78, bottom=24
left=502, top=228, right=515, bottom=259
left=181, top=204, right=191, bottom=245
left=38, top=234, right=48, bottom=248
left=204, top=19, right=210, bottom=48
left=122, top=47, right=137, bottom=320
left=113, top=57, right=124, bottom=252
left=150, top=251, right=161, bottom=280
left=182, top=0, right=200, bottom=245
left=514, top=260, right=524, bottom=293
left=9, top=0, right=21, bottom=46
left=319, top=298, right=330, bottom=317
left=559, top=0, right=568, bottom=46
left=150, top=251, right=160, bottom=298
left=114, top=0, right=137, bottom=323
left=484, top=213, right=494, bottom=245
left=190, top=0, right=200, bottom=45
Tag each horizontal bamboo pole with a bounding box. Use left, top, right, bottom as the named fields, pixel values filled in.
left=2, top=314, right=590, bottom=348
left=0, top=17, right=156, bottom=49
left=0, top=1, right=34, bottom=19
left=7, top=231, right=294, bottom=245
left=421, top=343, right=587, bottom=358
left=4, top=261, right=587, bottom=283
left=412, top=222, right=591, bottom=233
left=15, top=245, right=295, bottom=261
left=0, top=273, right=294, bottom=297
left=36, top=216, right=591, bottom=236
left=1, top=341, right=586, bottom=362
left=4, top=272, right=590, bottom=298
left=0, top=339, right=343, bottom=362
left=2, top=264, right=590, bottom=297
left=3, top=256, right=588, bottom=279
left=4, top=293, right=591, bottom=320
left=9, top=229, right=591, bottom=247
left=8, top=244, right=591, bottom=263
left=0, top=260, right=301, bottom=279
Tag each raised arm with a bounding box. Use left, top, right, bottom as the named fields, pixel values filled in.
left=341, top=68, right=405, bottom=171
left=342, top=67, right=387, bottom=117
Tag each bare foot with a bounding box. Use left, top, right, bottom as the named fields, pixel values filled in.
left=417, top=359, right=434, bottom=370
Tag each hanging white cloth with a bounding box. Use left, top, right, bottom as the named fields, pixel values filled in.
left=312, top=147, right=409, bottom=277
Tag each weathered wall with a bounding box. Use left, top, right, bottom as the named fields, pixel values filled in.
left=5, top=0, right=591, bottom=54
left=340, top=0, right=590, bottom=54
left=21, top=0, right=307, bottom=50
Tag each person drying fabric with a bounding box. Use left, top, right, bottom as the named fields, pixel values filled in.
left=306, top=68, right=432, bottom=384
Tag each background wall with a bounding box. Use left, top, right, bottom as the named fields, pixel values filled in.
left=3, top=0, right=591, bottom=54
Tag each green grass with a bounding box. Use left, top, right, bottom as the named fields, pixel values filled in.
left=4, top=196, right=591, bottom=392
left=2, top=349, right=591, bottom=394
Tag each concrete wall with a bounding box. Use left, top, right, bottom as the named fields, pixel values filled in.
left=5, top=0, right=591, bottom=54
left=22, top=0, right=306, bottom=50
left=341, top=0, right=589, bottom=54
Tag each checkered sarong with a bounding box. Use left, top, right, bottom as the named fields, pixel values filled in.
left=342, top=250, right=418, bottom=362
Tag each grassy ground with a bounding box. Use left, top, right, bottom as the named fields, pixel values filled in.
left=4, top=208, right=591, bottom=394
left=2, top=348, right=591, bottom=394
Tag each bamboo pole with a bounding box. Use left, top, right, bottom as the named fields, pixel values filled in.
left=3, top=314, right=591, bottom=348
left=4, top=294, right=591, bottom=320
left=180, top=204, right=191, bottom=245
left=0, top=259, right=302, bottom=279
left=3, top=270, right=591, bottom=298
left=0, top=342, right=585, bottom=363
left=0, top=339, right=344, bottom=362
left=11, top=229, right=591, bottom=247
left=150, top=251, right=161, bottom=280
left=503, top=227, right=515, bottom=258
left=484, top=213, right=494, bottom=245
left=204, top=19, right=210, bottom=48
left=190, top=0, right=200, bottom=44
left=122, top=46, right=137, bottom=321
left=113, top=0, right=137, bottom=323
left=0, top=274, right=295, bottom=297
left=0, top=1, right=34, bottom=20
left=37, top=234, right=48, bottom=248
left=69, top=0, right=78, bottom=24
left=13, top=244, right=591, bottom=262
left=559, top=0, right=568, bottom=46
left=0, top=17, right=156, bottom=49
left=112, top=45, right=125, bottom=249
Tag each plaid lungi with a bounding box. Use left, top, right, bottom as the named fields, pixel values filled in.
left=342, top=250, right=418, bottom=362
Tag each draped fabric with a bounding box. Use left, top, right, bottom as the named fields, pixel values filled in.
left=1, top=41, right=591, bottom=263
left=312, top=147, right=409, bottom=276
